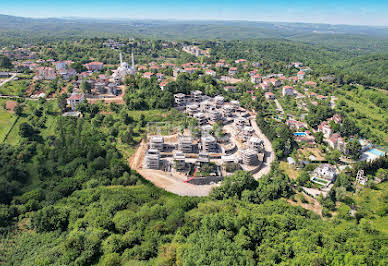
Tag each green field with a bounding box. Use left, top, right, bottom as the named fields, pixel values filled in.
left=0, top=109, right=16, bottom=142
left=0, top=79, right=30, bottom=96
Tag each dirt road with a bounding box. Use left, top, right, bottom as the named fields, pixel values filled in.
left=129, top=140, right=216, bottom=197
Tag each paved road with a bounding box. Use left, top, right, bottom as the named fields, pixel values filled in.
left=250, top=114, right=275, bottom=179
left=0, top=73, right=18, bottom=88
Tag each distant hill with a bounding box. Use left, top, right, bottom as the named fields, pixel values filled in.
left=1, top=14, right=388, bottom=46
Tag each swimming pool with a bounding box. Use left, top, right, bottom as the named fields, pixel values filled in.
left=368, top=148, right=386, bottom=157
left=294, top=132, right=307, bottom=136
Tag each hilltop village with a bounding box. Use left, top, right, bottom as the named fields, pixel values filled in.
left=0, top=39, right=386, bottom=199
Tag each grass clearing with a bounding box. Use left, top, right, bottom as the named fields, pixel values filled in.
left=279, top=161, right=299, bottom=180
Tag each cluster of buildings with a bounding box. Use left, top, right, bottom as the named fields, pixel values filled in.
left=317, top=115, right=347, bottom=154
left=142, top=92, right=266, bottom=184
left=182, top=45, right=206, bottom=57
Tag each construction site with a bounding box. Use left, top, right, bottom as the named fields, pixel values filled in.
left=129, top=91, right=271, bottom=195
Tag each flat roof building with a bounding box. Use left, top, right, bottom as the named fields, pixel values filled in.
left=202, top=135, right=217, bottom=152
left=194, top=112, right=208, bottom=125
left=179, top=135, right=194, bottom=153
left=249, top=137, right=264, bottom=152
left=144, top=149, right=161, bottom=169
left=173, top=152, right=186, bottom=171
left=241, top=149, right=260, bottom=166
left=150, top=136, right=164, bottom=151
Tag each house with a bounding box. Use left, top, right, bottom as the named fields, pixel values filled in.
left=317, top=95, right=328, bottom=101
left=160, top=81, right=168, bottom=90
left=54, top=60, right=72, bottom=71
left=328, top=133, right=347, bottom=154
left=35, top=67, right=56, bottom=80
left=205, top=69, right=216, bottom=77
left=304, top=81, right=317, bottom=87
left=143, top=72, right=154, bottom=79
left=235, top=59, right=247, bottom=64
left=216, top=62, right=225, bottom=68
left=67, top=93, right=85, bottom=110
left=282, top=86, right=295, bottom=96
left=252, top=62, right=261, bottom=67
left=184, top=68, right=199, bottom=74
left=288, top=76, right=299, bottom=84
left=85, top=62, right=103, bottom=71
left=94, top=82, right=106, bottom=94
left=107, top=83, right=118, bottom=95
left=162, top=63, right=175, bottom=68
left=251, top=74, right=262, bottom=84
left=0, top=72, right=10, bottom=78
left=58, top=68, right=76, bottom=80
left=259, top=83, right=270, bottom=91
left=270, top=78, right=281, bottom=87
left=286, top=119, right=306, bottom=130
left=318, top=121, right=333, bottom=138
left=150, top=65, right=161, bottom=71
left=137, top=65, right=147, bottom=71
left=249, top=70, right=258, bottom=77
left=293, top=62, right=303, bottom=68
left=228, top=67, right=238, bottom=75
left=156, top=73, right=165, bottom=80
left=329, top=114, right=342, bottom=124
left=264, top=92, right=275, bottom=100
left=297, top=71, right=305, bottom=80
left=310, top=164, right=336, bottom=186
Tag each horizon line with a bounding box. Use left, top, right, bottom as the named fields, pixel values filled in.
left=1, top=13, right=388, bottom=28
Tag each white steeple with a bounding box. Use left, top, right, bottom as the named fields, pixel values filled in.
left=119, top=52, right=123, bottom=65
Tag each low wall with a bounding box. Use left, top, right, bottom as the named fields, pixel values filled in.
left=186, top=176, right=224, bottom=185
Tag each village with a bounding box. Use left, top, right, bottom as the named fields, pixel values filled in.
left=0, top=40, right=386, bottom=198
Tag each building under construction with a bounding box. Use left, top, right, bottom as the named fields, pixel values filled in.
left=179, top=135, right=194, bottom=153
left=144, top=149, right=161, bottom=169
left=241, top=149, right=260, bottom=166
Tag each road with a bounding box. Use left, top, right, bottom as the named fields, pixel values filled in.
left=249, top=115, right=275, bottom=179
left=0, top=73, right=18, bottom=87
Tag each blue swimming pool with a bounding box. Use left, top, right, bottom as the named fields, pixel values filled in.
left=368, top=148, right=386, bottom=157
left=294, top=132, right=307, bottom=136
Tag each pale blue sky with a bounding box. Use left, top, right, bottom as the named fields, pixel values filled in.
left=2, top=0, right=388, bottom=26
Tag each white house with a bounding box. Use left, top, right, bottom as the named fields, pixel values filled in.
left=67, top=93, right=85, bottom=111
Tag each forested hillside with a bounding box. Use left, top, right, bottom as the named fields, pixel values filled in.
left=1, top=99, right=387, bottom=265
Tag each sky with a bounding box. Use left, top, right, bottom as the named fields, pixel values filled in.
left=2, top=0, right=388, bottom=26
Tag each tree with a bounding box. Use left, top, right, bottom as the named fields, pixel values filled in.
left=57, top=94, right=68, bottom=112
left=347, top=138, right=362, bottom=160
left=0, top=55, right=12, bottom=69
left=80, top=80, right=92, bottom=94
left=315, top=132, right=324, bottom=144
left=14, top=104, right=23, bottom=116
left=70, top=62, right=87, bottom=73
left=210, top=171, right=257, bottom=200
